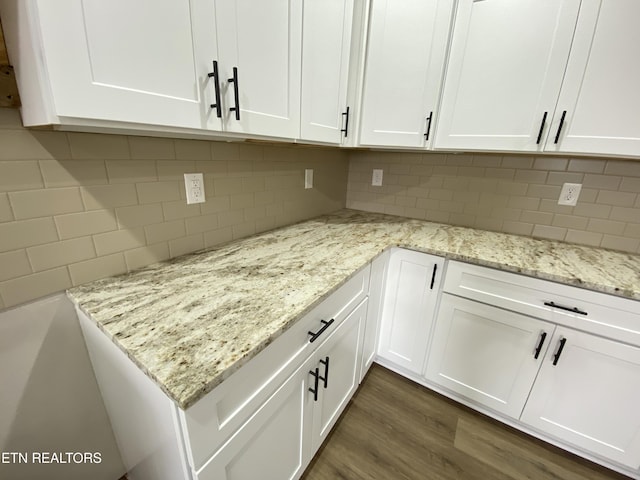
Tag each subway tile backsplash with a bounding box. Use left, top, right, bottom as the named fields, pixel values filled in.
left=0, top=109, right=348, bottom=308
left=2, top=104, right=639, bottom=309
left=346, top=150, right=640, bottom=255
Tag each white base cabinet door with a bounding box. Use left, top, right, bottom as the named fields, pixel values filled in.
left=300, top=0, right=354, bottom=144
left=310, top=299, right=366, bottom=451
left=359, top=250, right=390, bottom=382
left=196, top=358, right=312, bottom=480
left=521, top=327, right=640, bottom=470
left=377, top=249, right=444, bottom=374
left=425, top=294, right=555, bottom=419
left=434, top=0, right=580, bottom=152
left=358, top=0, right=454, bottom=148
left=545, top=0, right=640, bottom=157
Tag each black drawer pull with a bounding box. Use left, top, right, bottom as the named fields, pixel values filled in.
left=424, top=111, right=433, bottom=141
left=207, top=60, right=222, bottom=118
left=309, top=368, right=320, bottom=402
left=533, top=331, right=547, bottom=359
left=536, top=111, right=547, bottom=144
left=228, top=66, right=240, bottom=121
left=554, top=110, right=567, bottom=144
left=552, top=338, right=567, bottom=366
left=544, top=301, right=587, bottom=316
left=341, top=107, right=350, bottom=138
left=308, top=319, right=334, bottom=343
left=319, top=356, right=329, bottom=389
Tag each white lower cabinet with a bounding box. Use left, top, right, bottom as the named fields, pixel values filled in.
left=310, top=299, right=366, bottom=451
left=521, top=327, right=640, bottom=470
left=358, top=250, right=390, bottom=382
left=425, top=294, right=555, bottom=419
left=79, top=248, right=640, bottom=480
left=196, top=357, right=311, bottom=480
left=79, top=264, right=372, bottom=480
left=419, top=260, right=640, bottom=477
left=197, top=297, right=366, bottom=480
left=377, top=248, right=444, bottom=374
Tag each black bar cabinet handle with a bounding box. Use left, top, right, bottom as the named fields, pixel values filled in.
left=308, top=319, right=335, bottom=343
left=430, top=264, right=438, bottom=290
left=424, top=111, right=433, bottom=141
left=319, top=356, right=329, bottom=389
left=536, top=111, right=547, bottom=144
left=533, top=331, right=547, bottom=359
left=552, top=338, right=567, bottom=366
left=207, top=60, right=222, bottom=118
left=341, top=107, right=350, bottom=138
left=554, top=110, right=567, bottom=144
left=544, top=301, right=587, bottom=316
left=228, top=67, right=240, bottom=121
left=308, top=368, right=320, bottom=401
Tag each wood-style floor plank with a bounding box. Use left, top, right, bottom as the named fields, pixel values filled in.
left=302, top=364, right=631, bottom=480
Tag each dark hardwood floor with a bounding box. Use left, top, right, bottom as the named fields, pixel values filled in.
left=302, top=364, right=631, bottom=480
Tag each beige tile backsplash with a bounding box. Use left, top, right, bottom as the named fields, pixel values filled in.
left=1, top=102, right=639, bottom=309
left=0, top=109, right=348, bottom=308
left=347, top=150, right=640, bottom=255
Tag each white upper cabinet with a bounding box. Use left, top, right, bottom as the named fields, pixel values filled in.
left=214, top=0, right=302, bottom=139
left=22, top=0, right=220, bottom=130
left=300, top=0, right=354, bottom=144
left=358, top=0, right=454, bottom=148
left=434, top=0, right=581, bottom=152
left=3, top=0, right=305, bottom=139
left=545, top=0, right=640, bottom=157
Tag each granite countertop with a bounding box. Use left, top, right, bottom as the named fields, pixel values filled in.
left=67, top=209, right=640, bottom=409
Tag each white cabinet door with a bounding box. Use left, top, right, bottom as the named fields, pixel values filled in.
left=378, top=249, right=444, bottom=374
left=521, top=327, right=640, bottom=470
left=215, top=0, right=302, bottom=138
left=310, top=298, right=365, bottom=452
left=434, top=0, right=580, bottom=152
left=196, top=358, right=312, bottom=480
left=300, top=0, right=354, bottom=144
left=425, top=294, right=555, bottom=419
left=34, top=0, right=221, bottom=130
left=545, top=0, right=640, bottom=157
left=359, top=250, right=389, bottom=382
left=358, top=0, right=453, bottom=148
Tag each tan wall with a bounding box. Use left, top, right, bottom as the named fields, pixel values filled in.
left=347, top=151, right=640, bottom=254
left=0, top=109, right=349, bottom=309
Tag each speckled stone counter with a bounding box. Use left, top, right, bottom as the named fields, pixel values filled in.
left=67, top=209, right=640, bottom=409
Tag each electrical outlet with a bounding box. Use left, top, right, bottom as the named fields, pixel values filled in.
left=184, top=173, right=205, bottom=204
left=372, top=169, right=383, bottom=186
left=558, top=183, right=582, bottom=206
left=305, top=169, right=313, bottom=189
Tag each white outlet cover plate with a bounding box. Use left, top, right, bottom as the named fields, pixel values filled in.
left=558, top=182, right=582, bottom=206
left=184, top=173, right=205, bottom=204
left=372, top=169, right=383, bottom=186
left=305, top=169, right=313, bottom=189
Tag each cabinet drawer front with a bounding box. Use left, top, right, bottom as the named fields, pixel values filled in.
left=180, top=264, right=370, bottom=470
left=444, top=261, right=640, bottom=346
